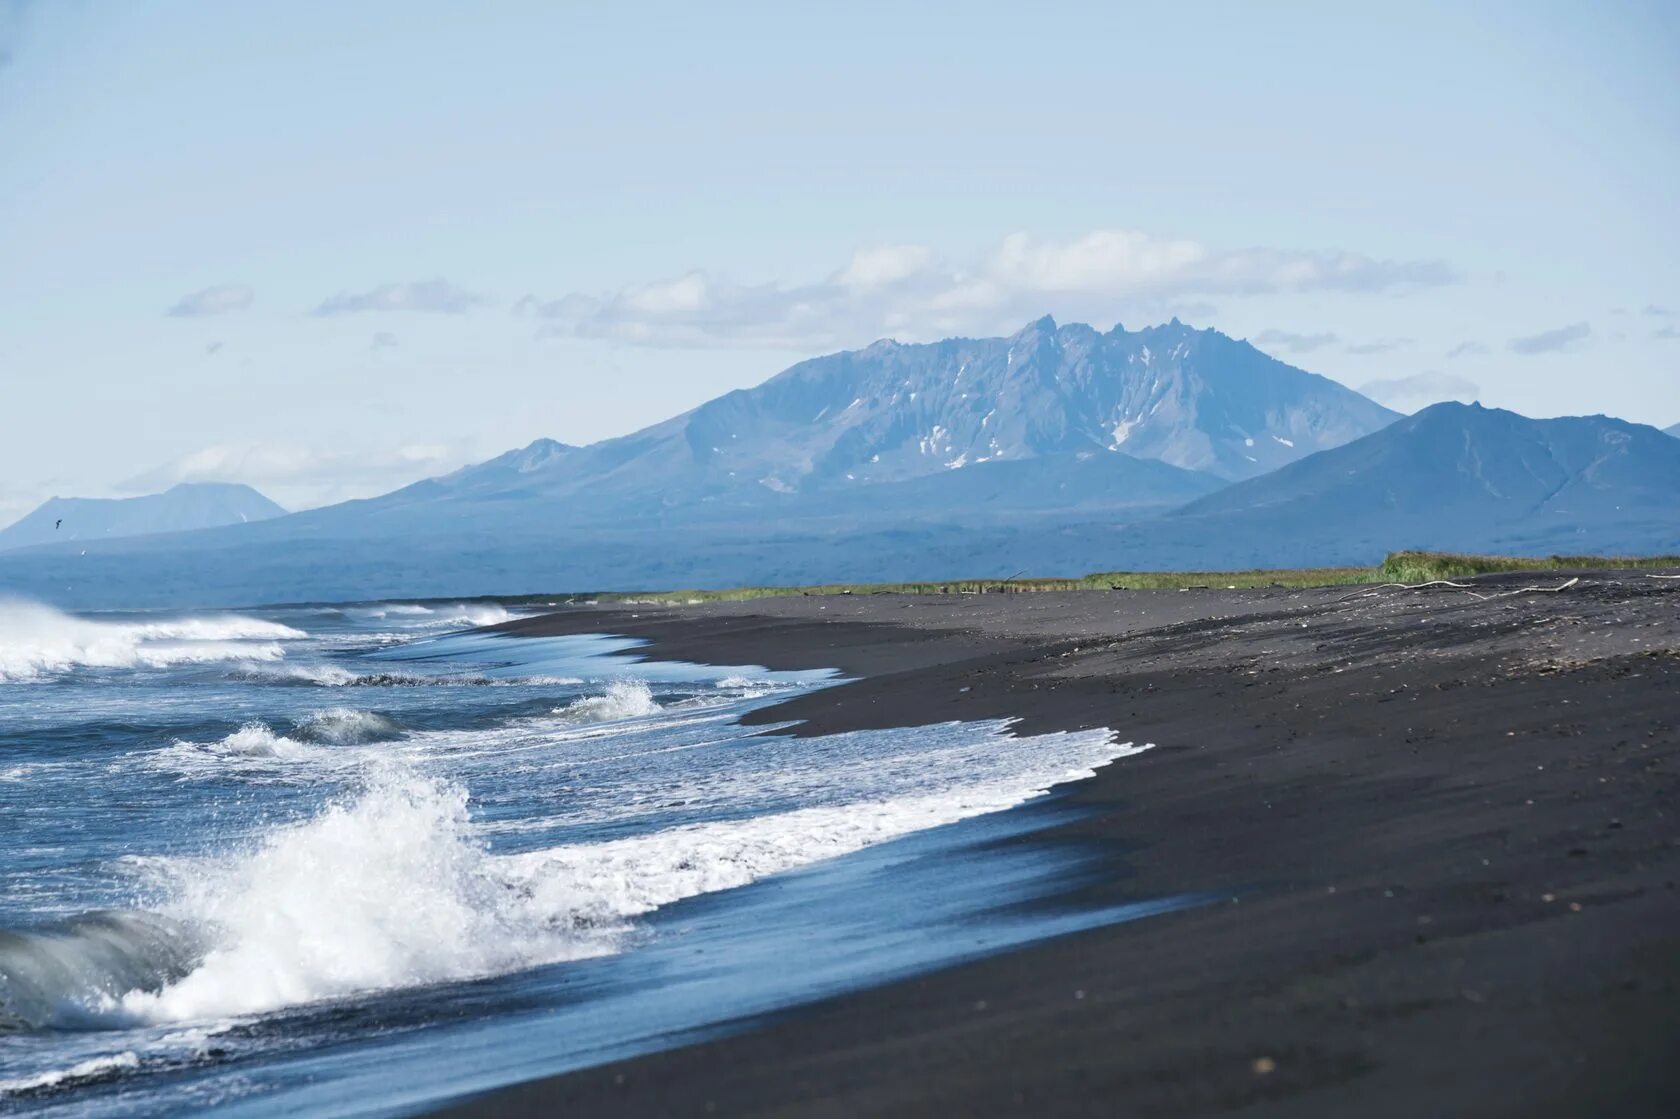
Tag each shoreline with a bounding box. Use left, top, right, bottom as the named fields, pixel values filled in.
left=442, top=574, right=1680, bottom=1117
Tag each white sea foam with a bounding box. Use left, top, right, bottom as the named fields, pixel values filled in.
left=503, top=764, right=1133, bottom=927
left=207, top=724, right=318, bottom=759
left=0, top=600, right=304, bottom=682
left=94, top=728, right=1140, bottom=1026
left=148, top=724, right=322, bottom=774
left=349, top=604, right=432, bottom=619
left=0, top=1052, right=140, bottom=1095
left=147, top=711, right=405, bottom=778
left=348, top=603, right=515, bottom=629
left=116, top=770, right=590, bottom=1023
left=554, top=679, right=661, bottom=722
left=230, top=662, right=360, bottom=687
left=230, top=663, right=577, bottom=689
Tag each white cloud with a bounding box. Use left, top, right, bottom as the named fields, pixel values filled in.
left=167, top=284, right=253, bottom=317
left=314, top=279, right=485, bottom=316
left=836, top=245, right=938, bottom=290
left=521, top=229, right=1457, bottom=350
left=1509, top=322, right=1591, bottom=355
left=1250, top=329, right=1339, bottom=354
left=1358, top=371, right=1480, bottom=412
left=1344, top=337, right=1413, bottom=355
left=119, top=441, right=483, bottom=510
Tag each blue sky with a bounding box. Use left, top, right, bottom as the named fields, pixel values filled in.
left=1, top=0, right=1676, bottom=520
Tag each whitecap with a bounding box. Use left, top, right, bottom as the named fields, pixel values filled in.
left=0, top=1051, right=141, bottom=1096
left=73, top=728, right=1142, bottom=1027
left=553, top=679, right=661, bottom=723
left=0, top=600, right=304, bottom=683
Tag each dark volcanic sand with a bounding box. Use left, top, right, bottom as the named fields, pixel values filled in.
left=441, top=573, right=1680, bottom=1117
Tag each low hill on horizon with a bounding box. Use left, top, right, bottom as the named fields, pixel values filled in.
left=1152, top=402, right=1680, bottom=565
left=0, top=483, right=286, bottom=553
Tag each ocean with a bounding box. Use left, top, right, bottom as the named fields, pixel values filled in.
left=0, top=599, right=1175, bottom=1116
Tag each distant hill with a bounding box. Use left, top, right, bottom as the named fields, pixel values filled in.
left=0, top=483, right=286, bottom=552
left=1666, top=422, right=1680, bottom=437
left=1165, top=403, right=1680, bottom=562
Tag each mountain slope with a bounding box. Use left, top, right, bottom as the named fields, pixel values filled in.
left=1665, top=422, right=1679, bottom=437
left=368, top=317, right=1395, bottom=515
left=0, top=483, right=286, bottom=552
left=1174, top=403, right=1680, bottom=553
left=240, top=316, right=1362, bottom=537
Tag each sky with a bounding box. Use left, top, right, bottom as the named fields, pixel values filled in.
left=1, top=0, right=1676, bottom=522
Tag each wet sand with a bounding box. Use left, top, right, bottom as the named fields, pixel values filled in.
left=439, top=572, right=1680, bottom=1117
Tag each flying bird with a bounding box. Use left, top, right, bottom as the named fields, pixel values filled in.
left=55, top=519, right=62, bottom=530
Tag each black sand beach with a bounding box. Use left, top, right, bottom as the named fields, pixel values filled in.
left=441, top=572, right=1680, bottom=1117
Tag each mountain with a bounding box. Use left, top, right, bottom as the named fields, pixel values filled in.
left=1665, top=422, right=1679, bottom=437
left=492, top=317, right=1391, bottom=497
left=0, top=318, right=1482, bottom=608
left=648, top=314, right=1399, bottom=486
left=306, top=316, right=1391, bottom=538
left=0, top=483, right=286, bottom=553
left=219, top=316, right=1367, bottom=537
left=1166, top=403, right=1680, bottom=561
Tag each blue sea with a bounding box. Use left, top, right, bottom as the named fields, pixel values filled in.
left=0, top=599, right=1177, bottom=1116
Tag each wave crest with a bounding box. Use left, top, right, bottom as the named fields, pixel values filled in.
left=10, top=730, right=1139, bottom=1030
left=554, top=680, right=660, bottom=723
left=294, top=708, right=405, bottom=745
left=0, top=911, right=204, bottom=1031
left=0, top=600, right=304, bottom=683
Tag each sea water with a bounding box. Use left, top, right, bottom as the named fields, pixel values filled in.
left=0, top=598, right=1174, bottom=1116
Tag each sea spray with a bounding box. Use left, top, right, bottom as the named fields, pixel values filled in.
left=109, top=730, right=1140, bottom=1025
left=0, top=600, right=304, bottom=682
left=116, top=767, right=594, bottom=1024
left=554, top=679, right=661, bottom=722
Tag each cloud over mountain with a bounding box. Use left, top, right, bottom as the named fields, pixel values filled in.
left=1509, top=322, right=1591, bottom=355
left=1357, top=370, right=1480, bottom=412
left=521, top=230, right=1457, bottom=350
left=120, top=441, right=482, bottom=511
left=1250, top=329, right=1339, bottom=354
left=167, top=284, right=254, bottom=317
left=314, top=280, right=485, bottom=316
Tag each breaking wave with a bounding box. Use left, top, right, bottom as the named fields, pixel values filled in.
left=4, top=730, right=1139, bottom=1029
left=230, top=663, right=580, bottom=689
left=199, top=723, right=317, bottom=760
left=554, top=679, right=660, bottom=722
left=0, top=1052, right=141, bottom=1096
left=0, top=912, right=203, bottom=1032
left=0, top=600, right=304, bottom=683
left=347, top=603, right=515, bottom=629
left=149, top=711, right=407, bottom=777
left=294, top=708, right=405, bottom=745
